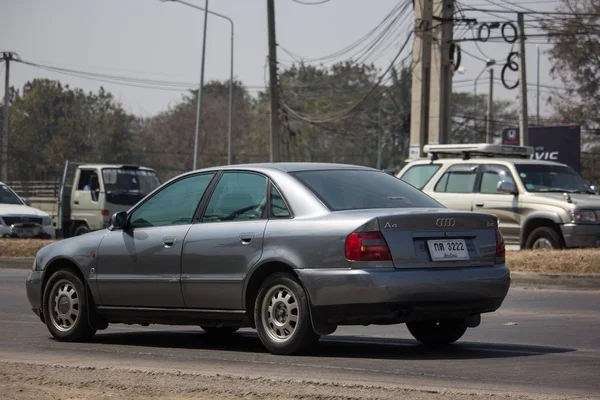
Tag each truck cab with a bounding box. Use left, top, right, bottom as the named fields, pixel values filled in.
left=60, top=163, right=161, bottom=237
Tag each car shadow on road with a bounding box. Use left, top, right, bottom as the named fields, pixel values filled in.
left=86, top=329, right=576, bottom=360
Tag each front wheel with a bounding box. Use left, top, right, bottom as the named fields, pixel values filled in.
left=254, top=273, right=319, bottom=355
left=406, top=319, right=467, bottom=347
left=525, top=226, right=564, bottom=250
left=43, top=269, right=96, bottom=342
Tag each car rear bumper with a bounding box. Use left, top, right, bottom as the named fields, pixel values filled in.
left=561, top=224, right=600, bottom=248
left=296, top=265, right=510, bottom=325
left=26, top=270, right=44, bottom=321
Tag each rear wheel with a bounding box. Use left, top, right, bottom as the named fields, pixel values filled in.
left=525, top=226, right=563, bottom=250
left=200, top=326, right=239, bottom=335
left=406, top=319, right=467, bottom=346
left=43, top=270, right=96, bottom=342
left=254, top=273, right=319, bottom=355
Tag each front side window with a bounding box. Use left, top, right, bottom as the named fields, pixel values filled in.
left=434, top=166, right=477, bottom=193
left=129, top=173, right=215, bottom=228
left=480, top=168, right=516, bottom=194
left=515, top=164, right=594, bottom=194
left=0, top=184, right=23, bottom=205
left=203, top=172, right=267, bottom=222
left=291, top=169, right=442, bottom=211
left=399, top=164, right=441, bottom=189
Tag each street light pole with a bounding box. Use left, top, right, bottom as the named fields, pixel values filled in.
left=473, top=59, right=495, bottom=140
left=162, top=0, right=235, bottom=166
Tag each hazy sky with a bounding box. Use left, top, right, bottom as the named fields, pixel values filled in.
left=1, top=0, right=560, bottom=117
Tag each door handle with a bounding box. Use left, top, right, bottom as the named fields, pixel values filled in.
left=162, top=237, right=177, bottom=248
left=74, top=201, right=79, bottom=205
left=240, top=233, right=254, bottom=244
left=475, top=202, right=484, bottom=207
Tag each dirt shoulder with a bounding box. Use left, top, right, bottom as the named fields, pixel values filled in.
left=506, top=248, right=599, bottom=274
left=0, top=360, right=564, bottom=400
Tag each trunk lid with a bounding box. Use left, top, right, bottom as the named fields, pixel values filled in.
left=375, top=209, right=498, bottom=268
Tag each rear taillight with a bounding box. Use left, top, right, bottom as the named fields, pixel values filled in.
left=495, top=228, right=506, bottom=263
left=345, top=232, right=392, bottom=261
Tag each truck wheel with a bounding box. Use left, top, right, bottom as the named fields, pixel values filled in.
left=254, top=273, right=319, bottom=355
left=43, top=269, right=96, bottom=342
left=406, top=319, right=467, bottom=346
left=525, top=226, right=563, bottom=250
left=73, top=224, right=90, bottom=236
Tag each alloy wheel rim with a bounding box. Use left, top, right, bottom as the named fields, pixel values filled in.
left=532, top=237, right=553, bottom=250
left=261, top=284, right=299, bottom=343
left=49, top=279, right=80, bottom=332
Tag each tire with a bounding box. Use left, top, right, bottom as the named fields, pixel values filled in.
left=43, top=269, right=96, bottom=342
left=406, top=319, right=467, bottom=347
left=525, top=226, right=563, bottom=250
left=254, top=273, right=319, bottom=355
left=200, top=326, right=239, bottom=335
left=73, top=224, right=90, bottom=236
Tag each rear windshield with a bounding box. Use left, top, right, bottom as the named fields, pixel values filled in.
left=291, top=169, right=443, bottom=211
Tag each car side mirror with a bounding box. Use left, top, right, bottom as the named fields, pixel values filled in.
left=497, top=181, right=517, bottom=195
left=22, top=197, right=31, bottom=206
left=590, top=185, right=599, bottom=195
left=111, top=211, right=128, bottom=230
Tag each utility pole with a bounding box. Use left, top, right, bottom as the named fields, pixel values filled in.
left=192, top=0, right=210, bottom=170
left=536, top=44, right=540, bottom=126
left=486, top=67, right=494, bottom=143
left=409, top=0, right=433, bottom=159
left=517, top=12, right=529, bottom=146
left=2, top=53, right=11, bottom=182
left=429, top=0, right=454, bottom=146
left=267, top=0, right=282, bottom=162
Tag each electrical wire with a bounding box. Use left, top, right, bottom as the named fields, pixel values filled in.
left=280, top=30, right=413, bottom=124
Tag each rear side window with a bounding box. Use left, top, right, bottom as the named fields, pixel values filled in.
left=399, top=164, right=441, bottom=189
left=434, top=166, right=477, bottom=193
left=291, top=170, right=442, bottom=211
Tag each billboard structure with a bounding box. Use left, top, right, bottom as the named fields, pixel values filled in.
left=502, top=125, right=581, bottom=173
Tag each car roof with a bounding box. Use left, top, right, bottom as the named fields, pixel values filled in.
left=195, top=162, right=378, bottom=174
left=80, top=164, right=156, bottom=171
left=405, top=158, right=567, bottom=167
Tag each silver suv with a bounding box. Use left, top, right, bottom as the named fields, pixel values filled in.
left=397, top=144, right=600, bottom=250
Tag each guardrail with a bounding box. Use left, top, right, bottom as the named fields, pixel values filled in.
left=7, top=181, right=61, bottom=198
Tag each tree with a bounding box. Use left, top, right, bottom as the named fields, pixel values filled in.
left=450, top=92, right=518, bottom=144
left=264, top=61, right=413, bottom=170
left=540, top=0, right=600, bottom=131
left=139, top=80, right=255, bottom=180
left=7, top=79, right=137, bottom=181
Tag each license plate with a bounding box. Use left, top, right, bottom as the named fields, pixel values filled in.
left=12, top=226, right=40, bottom=238
left=427, top=239, right=470, bottom=261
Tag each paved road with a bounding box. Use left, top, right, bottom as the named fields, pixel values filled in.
left=1, top=268, right=599, bottom=399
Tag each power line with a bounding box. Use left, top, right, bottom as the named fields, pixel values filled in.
left=280, top=29, right=413, bottom=124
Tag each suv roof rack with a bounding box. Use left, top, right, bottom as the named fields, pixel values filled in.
left=423, top=143, right=534, bottom=161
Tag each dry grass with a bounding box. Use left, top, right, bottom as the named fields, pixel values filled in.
left=506, top=249, right=600, bottom=274
left=0, top=239, right=56, bottom=258
left=1, top=239, right=599, bottom=274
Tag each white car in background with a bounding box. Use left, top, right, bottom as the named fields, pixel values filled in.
left=0, top=182, right=55, bottom=239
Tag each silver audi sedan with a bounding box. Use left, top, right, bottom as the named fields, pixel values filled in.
left=26, top=163, right=510, bottom=355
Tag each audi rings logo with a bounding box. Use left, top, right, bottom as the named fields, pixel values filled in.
left=436, top=218, right=456, bottom=228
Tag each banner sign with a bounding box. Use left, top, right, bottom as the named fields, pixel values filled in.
left=502, top=125, right=581, bottom=173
